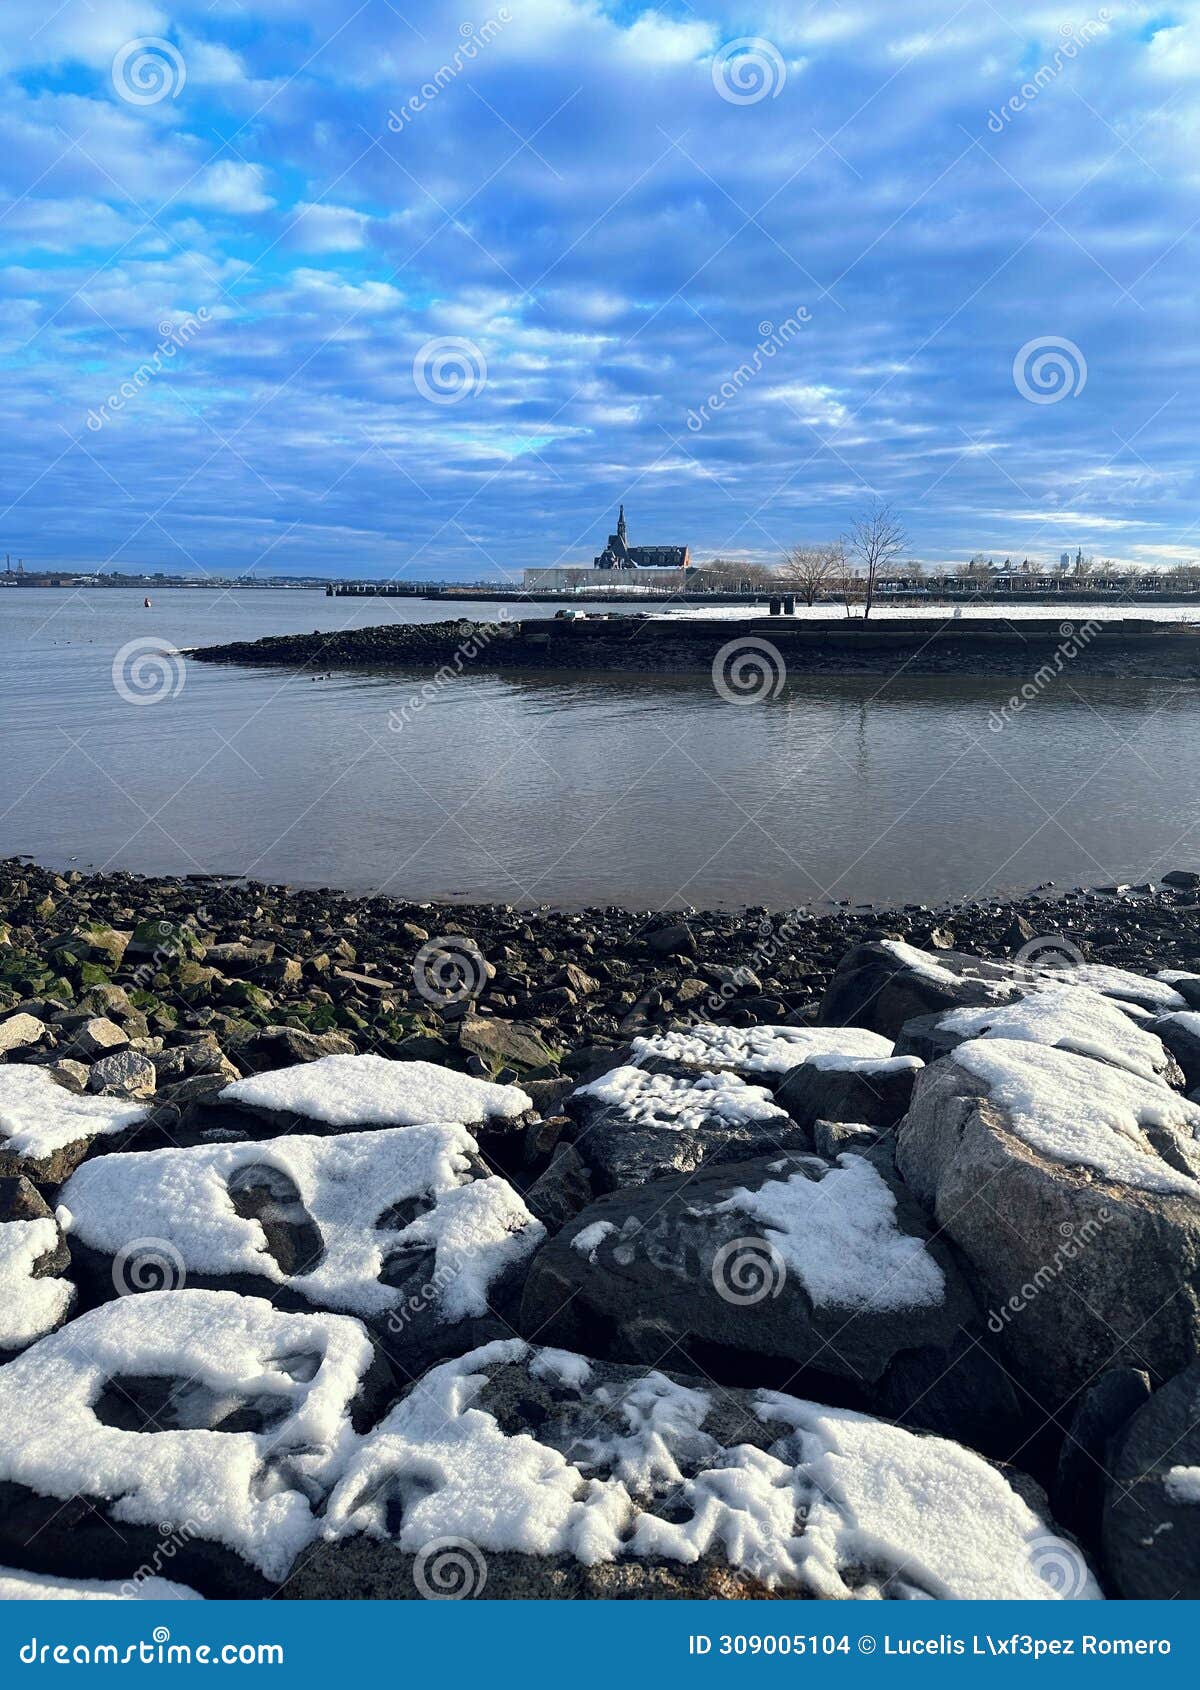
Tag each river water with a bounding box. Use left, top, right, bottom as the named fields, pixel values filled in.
left=3, top=586, right=1198, bottom=909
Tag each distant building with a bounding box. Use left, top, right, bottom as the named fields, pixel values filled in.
left=593, top=506, right=690, bottom=571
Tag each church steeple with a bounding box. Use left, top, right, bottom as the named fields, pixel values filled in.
left=617, top=504, right=627, bottom=545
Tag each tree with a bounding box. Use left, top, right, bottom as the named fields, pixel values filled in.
left=778, top=542, right=843, bottom=605
left=844, top=500, right=907, bottom=620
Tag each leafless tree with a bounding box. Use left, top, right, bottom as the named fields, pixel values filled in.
left=778, top=543, right=843, bottom=606
left=844, top=501, right=907, bottom=619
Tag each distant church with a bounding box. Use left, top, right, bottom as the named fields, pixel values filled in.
left=593, top=506, right=690, bottom=571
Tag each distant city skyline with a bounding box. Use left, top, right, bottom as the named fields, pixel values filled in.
left=1, top=2, right=1195, bottom=581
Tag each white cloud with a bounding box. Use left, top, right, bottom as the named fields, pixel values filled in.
left=187, top=159, right=273, bottom=215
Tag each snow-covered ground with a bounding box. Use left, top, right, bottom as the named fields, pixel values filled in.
left=655, top=602, right=1200, bottom=623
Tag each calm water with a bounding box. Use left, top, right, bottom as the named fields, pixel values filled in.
left=3, top=586, right=1199, bottom=909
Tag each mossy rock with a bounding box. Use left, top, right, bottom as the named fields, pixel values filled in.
left=77, top=962, right=113, bottom=989
left=126, top=918, right=206, bottom=962
left=221, top=979, right=275, bottom=1014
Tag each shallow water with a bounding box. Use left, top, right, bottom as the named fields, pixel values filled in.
left=3, top=587, right=1198, bottom=909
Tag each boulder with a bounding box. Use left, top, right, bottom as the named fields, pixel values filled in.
left=0, top=1065, right=148, bottom=1181
left=1103, top=1363, right=1200, bottom=1598
left=456, top=1014, right=560, bottom=1077
left=282, top=1340, right=1098, bottom=1601
left=773, top=1054, right=921, bottom=1135
left=1053, top=1367, right=1150, bottom=1541
left=63, top=1017, right=128, bottom=1061
left=520, top=1151, right=1020, bottom=1452
left=818, top=941, right=1022, bottom=1038
left=1151, top=1011, right=1200, bottom=1090
left=564, top=1064, right=806, bottom=1191
left=226, top=1024, right=355, bottom=1076
left=897, top=1039, right=1200, bottom=1411
left=0, top=1013, right=46, bottom=1056
left=87, top=1049, right=157, bottom=1099
left=0, top=1177, right=74, bottom=1361
left=0, top=1291, right=394, bottom=1598
left=61, top=1124, right=544, bottom=1376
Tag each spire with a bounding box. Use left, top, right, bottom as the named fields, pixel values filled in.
left=617, top=504, right=627, bottom=545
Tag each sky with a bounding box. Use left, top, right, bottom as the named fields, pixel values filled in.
left=0, top=0, right=1196, bottom=582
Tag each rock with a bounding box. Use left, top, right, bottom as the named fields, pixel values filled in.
left=1151, top=1011, right=1200, bottom=1089
left=520, top=1151, right=1020, bottom=1452
left=627, top=1022, right=896, bottom=1086
left=773, top=1053, right=921, bottom=1135
left=125, top=919, right=205, bottom=962
left=226, top=1024, right=355, bottom=1075
left=282, top=1341, right=1096, bottom=1601
left=44, top=1058, right=89, bottom=1094
left=0, top=1291, right=394, bottom=1598
left=564, top=1063, right=807, bottom=1192
left=1103, top=1362, right=1200, bottom=1598
left=0, top=1177, right=74, bottom=1361
left=523, top=1144, right=593, bottom=1234
left=0, top=1065, right=148, bottom=1182
left=817, top=941, right=1021, bottom=1039
left=811, top=1118, right=887, bottom=1158
left=64, top=1017, right=128, bottom=1061
left=456, top=1014, right=560, bottom=1077
left=1053, top=1367, right=1151, bottom=1541
left=62, top=1125, right=544, bottom=1376
left=1163, top=870, right=1200, bottom=890
left=87, top=1049, right=158, bottom=1099
left=0, top=1012, right=46, bottom=1055
left=897, top=1040, right=1200, bottom=1411
left=205, top=941, right=276, bottom=973
left=644, top=923, right=695, bottom=957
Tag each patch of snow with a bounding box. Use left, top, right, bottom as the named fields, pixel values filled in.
left=711, top=1155, right=946, bottom=1311
left=221, top=1054, right=530, bottom=1128
left=631, top=1024, right=894, bottom=1076
left=940, top=985, right=1172, bottom=1083
left=572, top=1065, right=789, bottom=1132
left=804, top=1052, right=924, bottom=1076
left=571, top=1221, right=617, bottom=1264
left=62, top=1127, right=542, bottom=1321
left=1051, top=965, right=1185, bottom=1013
left=0, top=1219, right=73, bottom=1350
left=954, top=1039, right=1200, bottom=1197
left=0, top=1067, right=146, bottom=1162
left=1165, top=1466, right=1200, bottom=1505
left=0, top=1290, right=377, bottom=1583
left=323, top=1341, right=1100, bottom=1599
left=0, top=1567, right=201, bottom=1601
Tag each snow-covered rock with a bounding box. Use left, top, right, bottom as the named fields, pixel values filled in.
left=61, top=1126, right=543, bottom=1368
left=565, top=1065, right=805, bottom=1191
left=898, top=1040, right=1200, bottom=1408
left=520, top=1152, right=1019, bottom=1451
left=897, top=985, right=1181, bottom=1086
left=0, top=1291, right=393, bottom=1597
left=1103, top=1362, right=1200, bottom=1599
left=629, top=1024, right=895, bottom=1081
left=0, top=1177, right=74, bottom=1360
left=0, top=1066, right=147, bottom=1181
left=219, top=1054, right=531, bottom=1133
left=773, top=1052, right=923, bottom=1136
left=282, top=1341, right=1099, bottom=1601
left=0, top=1567, right=201, bottom=1601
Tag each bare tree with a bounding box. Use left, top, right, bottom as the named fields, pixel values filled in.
left=844, top=501, right=907, bottom=619
left=778, top=543, right=843, bottom=606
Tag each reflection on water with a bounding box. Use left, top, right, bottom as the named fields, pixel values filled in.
left=2, top=590, right=1198, bottom=908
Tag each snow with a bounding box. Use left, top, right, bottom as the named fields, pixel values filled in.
left=1165, top=1467, right=1200, bottom=1505
left=954, top=1039, right=1200, bottom=1197
left=0, top=1219, right=73, bottom=1349
left=940, top=985, right=1172, bottom=1083
left=571, top=1221, right=617, bottom=1263
left=1048, top=965, right=1185, bottom=1013
left=323, top=1340, right=1100, bottom=1599
left=221, top=1054, right=531, bottom=1128
left=0, top=1290, right=378, bottom=1582
left=805, top=1052, right=923, bottom=1076
left=711, top=1155, right=946, bottom=1312
left=572, top=1065, right=789, bottom=1132
left=0, top=1567, right=201, bottom=1601
left=631, top=1024, right=894, bottom=1077
left=0, top=1066, right=146, bottom=1161
left=61, top=1126, right=543, bottom=1321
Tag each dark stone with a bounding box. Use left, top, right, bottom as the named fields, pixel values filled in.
left=1103, top=1363, right=1200, bottom=1598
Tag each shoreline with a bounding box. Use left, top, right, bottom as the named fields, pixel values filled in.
left=190, top=613, right=1200, bottom=680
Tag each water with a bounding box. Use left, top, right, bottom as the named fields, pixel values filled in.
left=3, top=586, right=1199, bottom=910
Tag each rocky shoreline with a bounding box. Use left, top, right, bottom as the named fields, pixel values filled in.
left=189, top=614, right=1200, bottom=680
left=4, top=855, right=1200, bottom=1599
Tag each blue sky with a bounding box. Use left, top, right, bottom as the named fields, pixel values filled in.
left=0, top=0, right=1196, bottom=580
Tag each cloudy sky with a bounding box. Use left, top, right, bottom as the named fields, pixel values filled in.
left=0, top=0, right=1195, bottom=580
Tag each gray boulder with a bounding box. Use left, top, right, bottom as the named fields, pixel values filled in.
left=817, top=941, right=1022, bottom=1038
left=520, top=1150, right=1021, bottom=1452
left=1103, top=1363, right=1200, bottom=1598
left=897, top=1039, right=1200, bottom=1411
left=774, top=1054, right=921, bottom=1135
